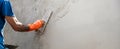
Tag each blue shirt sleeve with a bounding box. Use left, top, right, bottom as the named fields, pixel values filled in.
left=2, top=0, right=14, bottom=17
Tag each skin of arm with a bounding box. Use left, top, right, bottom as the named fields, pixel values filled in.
left=5, top=16, right=30, bottom=32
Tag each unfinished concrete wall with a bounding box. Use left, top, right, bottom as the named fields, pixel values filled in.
left=4, top=0, right=120, bottom=49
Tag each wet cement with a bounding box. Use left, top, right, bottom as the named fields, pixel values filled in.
left=4, top=0, right=120, bottom=49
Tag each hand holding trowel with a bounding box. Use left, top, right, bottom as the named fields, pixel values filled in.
left=35, top=10, right=53, bottom=33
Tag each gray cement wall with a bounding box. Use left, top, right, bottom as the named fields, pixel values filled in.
left=4, top=0, right=120, bottom=49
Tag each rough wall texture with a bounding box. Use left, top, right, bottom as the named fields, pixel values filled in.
left=4, top=0, right=120, bottom=49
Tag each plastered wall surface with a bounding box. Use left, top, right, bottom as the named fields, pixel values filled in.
left=4, top=0, right=120, bottom=49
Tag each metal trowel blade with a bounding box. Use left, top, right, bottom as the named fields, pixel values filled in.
left=40, top=10, right=53, bottom=33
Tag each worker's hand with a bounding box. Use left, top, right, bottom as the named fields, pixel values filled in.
left=28, top=20, right=45, bottom=31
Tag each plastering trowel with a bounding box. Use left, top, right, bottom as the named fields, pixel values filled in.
left=39, top=10, right=53, bottom=33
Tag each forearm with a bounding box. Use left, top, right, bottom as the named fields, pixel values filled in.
left=13, top=24, right=29, bottom=32
left=5, top=16, right=44, bottom=32
left=15, top=20, right=44, bottom=32
left=12, top=17, right=30, bottom=32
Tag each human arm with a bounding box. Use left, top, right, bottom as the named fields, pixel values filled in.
left=5, top=16, right=44, bottom=32
left=2, top=0, right=44, bottom=32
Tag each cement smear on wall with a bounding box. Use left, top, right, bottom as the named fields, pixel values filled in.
left=4, top=0, right=120, bottom=49
left=4, top=0, right=71, bottom=49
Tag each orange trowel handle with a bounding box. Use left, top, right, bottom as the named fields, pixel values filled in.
left=28, top=20, right=44, bottom=31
